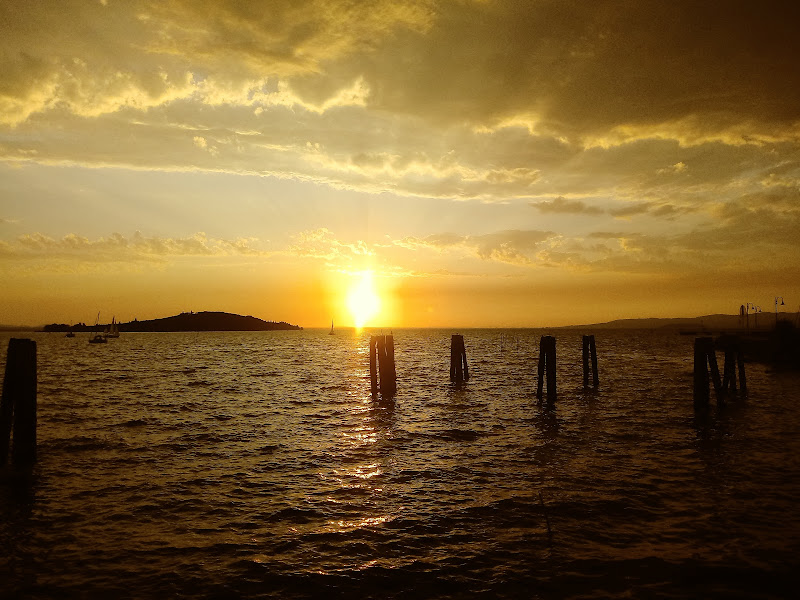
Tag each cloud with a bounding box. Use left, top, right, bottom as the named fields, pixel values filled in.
left=1, top=0, right=798, bottom=218
left=288, top=227, right=373, bottom=263
left=657, top=161, right=687, bottom=175
left=397, top=230, right=559, bottom=266
left=0, top=231, right=266, bottom=269
left=531, top=196, right=604, bottom=215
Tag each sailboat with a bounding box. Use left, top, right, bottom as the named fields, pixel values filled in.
left=89, top=312, right=108, bottom=344
left=329, top=319, right=335, bottom=335
left=105, top=316, right=120, bottom=338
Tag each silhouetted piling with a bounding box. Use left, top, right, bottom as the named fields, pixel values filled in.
left=369, top=336, right=379, bottom=396
left=582, top=335, right=599, bottom=388
left=737, top=350, right=747, bottom=394
left=450, top=334, right=469, bottom=384
left=370, top=334, right=396, bottom=398
left=1, top=338, right=37, bottom=466
left=693, top=337, right=722, bottom=407
left=386, top=335, right=397, bottom=394
left=720, top=336, right=747, bottom=397
left=536, top=336, right=557, bottom=403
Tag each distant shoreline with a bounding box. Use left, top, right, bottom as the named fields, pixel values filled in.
left=2, top=311, right=797, bottom=333
left=38, top=311, right=302, bottom=333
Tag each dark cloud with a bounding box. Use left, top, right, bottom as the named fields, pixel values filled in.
left=358, top=0, right=800, bottom=140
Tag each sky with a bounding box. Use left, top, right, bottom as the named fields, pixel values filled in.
left=1, top=0, right=799, bottom=328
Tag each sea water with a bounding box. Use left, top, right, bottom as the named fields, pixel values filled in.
left=1, top=329, right=799, bottom=598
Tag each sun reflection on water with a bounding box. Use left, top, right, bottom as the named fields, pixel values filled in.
left=329, top=515, right=392, bottom=531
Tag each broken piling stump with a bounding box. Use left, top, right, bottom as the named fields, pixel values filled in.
left=536, top=335, right=557, bottom=404
left=1, top=338, right=37, bottom=466
left=582, top=335, right=599, bottom=388
left=450, top=334, right=469, bottom=384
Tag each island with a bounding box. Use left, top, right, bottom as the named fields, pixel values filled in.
left=42, top=311, right=302, bottom=333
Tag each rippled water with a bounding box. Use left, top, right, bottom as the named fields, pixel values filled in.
left=2, top=329, right=799, bottom=598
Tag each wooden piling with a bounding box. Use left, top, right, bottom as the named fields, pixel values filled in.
left=693, top=337, right=723, bottom=407
left=582, top=335, right=599, bottom=388
left=536, top=337, right=547, bottom=400
left=370, top=334, right=396, bottom=398
left=369, top=336, right=378, bottom=396
left=693, top=338, right=710, bottom=407
left=450, top=334, right=469, bottom=384
left=377, top=335, right=388, bottom=396
left=720, top=336, right=747, bottom=398
left=536, top=336, right=557, bottom=403
left=0, top=351, right=13, bottom=465
left=737, top=351, right=747, bottom=395
left=386, top=335, right=397, bottom=396
left=582, top=336, right=589, bottom=388
left=1, top=338, right=37, bottom=466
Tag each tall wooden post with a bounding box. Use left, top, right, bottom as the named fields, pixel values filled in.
left=386, top=335, right=397, bottom=396
left=582, top=335, right=599, bottom=388
left=693, top=338, right=710, bottom=407
left=370, top=334, right=396, bottom=398
left=582, top=336, right=589, bottom=388
left=377, top=335, right=388, bottom=397
left=721, top=336, right=747, bottom=398
left=384, top=335, right=397, bottom=396
left=449, top=334, right=469, bottom=384
left=737, top=351, right=747, bottom=395
left=536, top=336, right=556, bottom=403
left=1, top=338, right=37, bottom=466
left=369, top=336, right=378, bottom=396
left=693, top=337, right=723, bottom=407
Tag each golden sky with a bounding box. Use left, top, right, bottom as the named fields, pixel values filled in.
left=1, top=0, right=799, bottom=327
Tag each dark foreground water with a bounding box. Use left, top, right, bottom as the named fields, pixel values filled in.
left=2, top=329, right=799, bottom=599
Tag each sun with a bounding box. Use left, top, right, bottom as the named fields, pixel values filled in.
left=346, top=271, right=380, bottom=329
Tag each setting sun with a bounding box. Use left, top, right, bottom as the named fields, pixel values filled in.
left=346, top=271, right=380, bottom=328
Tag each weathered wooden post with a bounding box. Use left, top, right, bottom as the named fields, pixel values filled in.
left=449, top=334, right=469, bottom=384
left=536, top=336, right=556, bottom=403
left=582, top=335, right=599, bottom=388
left=693, top=337, right=710, bottom=407
left=720, top=336, right=747, bottom=397
left=693, top=337, right=722, bottom=407
left=377, top=335, right=388, bottom=396
left=737, top=350, right=747, bottom=395
left=369, top=336, right=379, bottom=396
left=384, top=334, right=397, bottom=397
left=1, top=338, right=37, bottom=466
left=589, top=335, right=599, bottom=388
left=370, top=334, right=396, bottom=398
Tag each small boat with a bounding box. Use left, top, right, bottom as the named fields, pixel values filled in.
left=65, top=331, right=75, bottom=338
left=329, top=319, right=335, bottom=335
left=105, top=316, right=120, bottom=338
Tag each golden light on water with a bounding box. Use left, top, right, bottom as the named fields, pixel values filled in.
left=346, top=271, right=380, bottom=329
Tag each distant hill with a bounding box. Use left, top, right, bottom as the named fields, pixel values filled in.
left=561, top=313, right=797, bottom=332
left=42, top=311, right=302, bottom=333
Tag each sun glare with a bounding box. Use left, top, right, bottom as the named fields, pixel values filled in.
left=347, top=271, right=380, bottom=329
